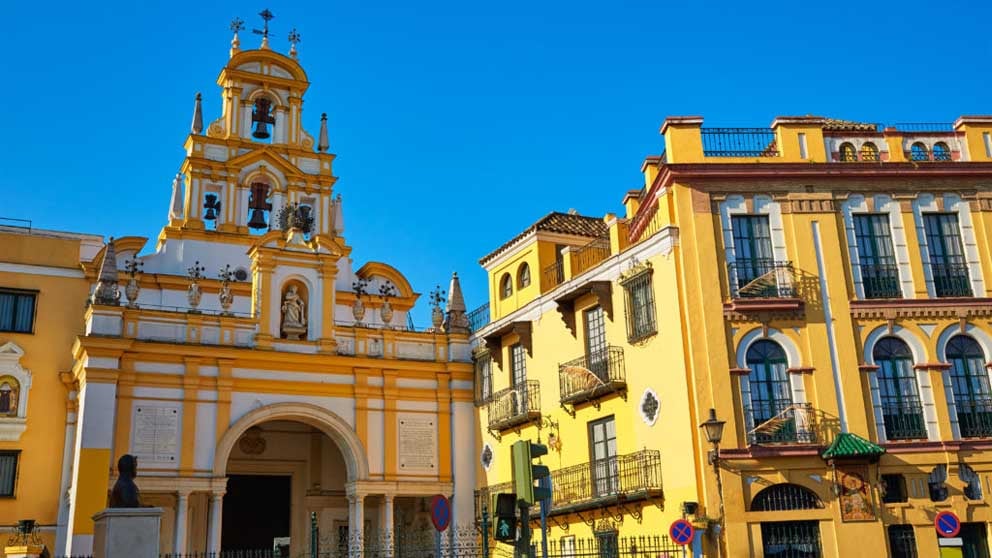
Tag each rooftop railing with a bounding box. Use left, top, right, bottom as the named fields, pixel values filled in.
left=572, top=236, right=611, bottom=277
left=542, top=260, right=565, bottom=290
left=467, top=302, right=490, bottom=332
left=559, top=346, right=626, bottom=405
left=892, top=122, right=955, bottom=132
left=702, top=128, right=778, bottom=157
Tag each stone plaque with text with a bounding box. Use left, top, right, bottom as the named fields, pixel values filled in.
left=132, top=405, right=179, bottom=463
left=398, top=414, right=437, bottom=473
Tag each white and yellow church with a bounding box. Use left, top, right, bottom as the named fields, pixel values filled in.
left=0, top=23, right=476, bottom=557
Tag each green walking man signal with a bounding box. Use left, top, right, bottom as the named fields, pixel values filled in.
left=511, top=440, right=552, bottom=505
left=493, top=493, right=517, bottom=542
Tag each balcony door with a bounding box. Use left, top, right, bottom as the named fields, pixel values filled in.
left=584, top=306, right=608, bottom=381
left=947, top=335, right=992, bottom=438
left=853, top=214, right=901, bottom=299
left=510, top=343, right=527, bottom=416
left=745, top=340, right=795, bottom=444
left=588, top=416, right=618, bottom=497
left=731, top=215, right=775, bottom=295
left=874, top=338, right=926, bottom=440
left=923, top=213, right=972, bottom=297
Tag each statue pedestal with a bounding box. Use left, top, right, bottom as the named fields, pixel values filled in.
left=92, top=507, right=163, bottom=558
left=4, top=545, right=45, bottom=558
left=282, top=324, right=307, bottom=341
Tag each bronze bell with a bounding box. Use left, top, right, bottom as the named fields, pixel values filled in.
left=203, top=193, right=221, bottom=221
left=251, top=98, right=275, bottom=140
left=247, top=209, right=268, bottom=229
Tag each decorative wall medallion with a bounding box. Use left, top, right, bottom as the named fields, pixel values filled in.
left=640, top=388, right=659, bottom=426
left=239, top=426, right=267, bottom=455
left=481, top=443, right=494, bottom=471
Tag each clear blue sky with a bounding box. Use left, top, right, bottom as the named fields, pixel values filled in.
left=3, top=1, right=990, bottom=324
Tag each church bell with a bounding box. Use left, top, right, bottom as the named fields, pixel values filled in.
left=247, top=209, right=268, bottom=229
left=251, top=98, right=276, bottom=140
left=203, top=193, right=221, bottom=221
left=247, top=182, right=273, bottom=230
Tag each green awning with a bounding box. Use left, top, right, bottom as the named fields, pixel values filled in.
left=820, top=432, right=885, bottom=460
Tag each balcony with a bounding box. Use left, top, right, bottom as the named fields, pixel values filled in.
left=573, top=236, right=611, bottom=277
left=467, top=302, right=490, bottom=332
left=957, top=398, right=992, bottom=438
left=728, top=259, right=796, bottom=299
left=486, top=380, right=541, bottom=433
left=746, top=403, right=818, bottom=445
left=882, top=401, right=928, bottom=441
left=931, top=262, right=973, bottom=297
left=559, top=346, right=626, bottom=407
left=702, top=128, right=778, bottom=157
left=859, top=263, right=902, bottom=299
left=542, top=260, right=564, bottom=290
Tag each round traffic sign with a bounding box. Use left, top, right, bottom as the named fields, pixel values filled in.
left=935, top=510, right=961, bottom=538
left=669, top=519, right=695, bottom=545
left=430, top=495, right=451, bottom=532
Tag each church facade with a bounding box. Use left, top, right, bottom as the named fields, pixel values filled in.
left=0, top=27, right=475, bottom=557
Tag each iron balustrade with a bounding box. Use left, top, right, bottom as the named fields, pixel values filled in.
left=543, top=260, right=565, bottom=290
left=933, top=148, right=953, bottom=162
left=572, top=236, right=611, bottom=277
left=881, top=400, right=928, bottom=440
left=467, top=302, right=490, bottom=332
left=859, top=263, right=902, bottom=299
left=486, top=380, right=541, bottom=431
left=546, top=534, right=683, bottom=557
left=558, top=346, right=626, bottom=405
left=745, top=403, right=817, bottom=445
left=727, top=259, right=796, bottom=298
left=930, top=262, right=973, bottom=297
left=956, top=397, right=992, bottom=438
left=702, top=128, right=778, bottom=157
left=893, top=122, right=955, bottom=132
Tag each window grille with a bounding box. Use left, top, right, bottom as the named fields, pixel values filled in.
left=517, top=263, right=531, bottom=289
left=621, top=270, right=656, bottom=342
left=750, top=484, right=824, bottom=511
left=887, top=525, right=918, bottom=558
left=0, top=451, right=18, bottom=497
left=910, top=142, right=930, bottom=161
left=760, top=521, right=822, bottom=557
left=861, top=142, right=880, bottom=161
left=839, top=142, right=857, bottom=162
left=947, top=335, right=992, bottom=438
left=0, top=290, right=36, bottom=333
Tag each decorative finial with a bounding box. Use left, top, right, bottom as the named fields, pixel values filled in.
left=444, top=272, right=469, bottom=333
left=169, top=173, right=184, bottom=221
left=91, top=237, right=121, bottom=306
left=288, top=28, right=301, bottom=59
left=253, top=9, right=274, bottom=49
left=190, top=93, right=203, bottom=135
left=317, top=113, right=329, bottom=153
left=229, top=17, right=245, bottom=57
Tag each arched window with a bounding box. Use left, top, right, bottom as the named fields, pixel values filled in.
left=860, top=142, right=879, bottom=162
left=839, top=142, right=857, bottom=162
left=499, top=274, right=512, bottom=299
left=946, top=335, right=992, bottom=438
left=751, top=483, right=824, bottom=511
left=910, top=142, right=929, bottom=162
left=752, top=484, right=824, bottom=557
left=933, top=142, right=951, bottom=161
left=744, top=340, right=794, bottom=444
left=517, top=263, right=531, bottom=289
left=873, top=337, right=926, bottom=440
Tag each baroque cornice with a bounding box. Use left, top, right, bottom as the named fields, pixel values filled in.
left=849, top=298, right=992, bottom=321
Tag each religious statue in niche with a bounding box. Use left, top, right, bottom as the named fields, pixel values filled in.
left=281, top=285, right=307, bottom=340
left=0, top=377, right=19, bottom=416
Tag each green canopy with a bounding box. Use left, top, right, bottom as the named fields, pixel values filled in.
left=821, top=432, right=885, bottom=461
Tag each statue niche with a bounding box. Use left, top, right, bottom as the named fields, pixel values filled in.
left=280, top=282, right=308, bottom=340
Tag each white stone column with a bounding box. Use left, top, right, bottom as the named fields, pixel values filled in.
left=173, top=490, right=191, bottom=554
left=383, top=495, right=394, bottom=558
left=347, top=494, right=365, bottom=557
left=206, top=490, right=225, bottom=554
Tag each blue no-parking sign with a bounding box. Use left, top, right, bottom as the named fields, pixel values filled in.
left=669, top=519, right=695, bottom=546
left=935, top=510, right=961, bottom=538
left=430, top=494, right=450, bottom=532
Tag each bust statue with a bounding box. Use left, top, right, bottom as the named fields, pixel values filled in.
left=108, top=454, right=141, bottom=508
left=281, top=285, right=307, bottom=340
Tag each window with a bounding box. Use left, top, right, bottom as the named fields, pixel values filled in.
left=584, top=306, right=607, bottom=379
left=933, top=142, right=951, bottom=161
left=594, top=530, right=618, bottom=558
left=744, top=341, right=794, bottom=444
left=923, top=213, right=972, bottom=297
left=474, top=354, right=492, bottom=406
left=559, top=536, right=576, bottom=558
left=499, top=274, right=512, bottom=299
left=853, top=214, right=901, bottom=299
left=622, top=270, right=656, bottom=342
left=887, top=525, right=918, bottom=558
left=730, top=215, right=775, bottom=296
left=960, top=523, right=990, bottom=558
left=910, top=142, right=930, bottom=161
left=839, top=142, right=857, bottom=162
left=881, top=474, right=908, bottom=503
left=510, top=344, right=527, bottom=388
left=0, top=290, right=36, bottom=334
left=946, top=335, right=992, bottom=438
left=861, top=142, right=879, bottom=161
left=588, top=416, right=618, bottom=497
left=0, top=451, right=18, bottom=497
left=874, top=337, right=926, bottom=440
left=517, top=263, right=531, bottom=289
left=751, top=484, right=824, bottom=511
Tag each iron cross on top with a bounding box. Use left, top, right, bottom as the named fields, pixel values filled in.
left=253, top=9, right=274, bottom=38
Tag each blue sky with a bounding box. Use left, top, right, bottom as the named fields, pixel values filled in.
left=2, top=1, right=990, bottom=324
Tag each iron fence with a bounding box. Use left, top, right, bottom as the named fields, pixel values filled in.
left=745, top=403, right=817, bottom=445
left=468, top=303, right=491, bottom=333
left=930, top=262, right=973, bottom=297
left=486, top=381, right=541, bottom=431
left=558, top=346, right=626, bottom=405
left=859, top=263, right=902, bottom=299
left=956, top=398, right=992, bottom=438
left=702, top=128, right=778, bottom=157
left=542, top=260, right=565, bottom=290
left=159, top=552, right=278, bottom=558
left=306, top=528, right=485, bottom=558
left=892, top=122, right=954, bottom=132
left=881, top=400, right=928, bottom=440
left=545, top=534, right=686, bottom=557
left=572, top=237, right=611, bottom=278
left=727, top=259, right=796, bottom=298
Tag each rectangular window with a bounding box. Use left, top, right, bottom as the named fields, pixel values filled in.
left=560, top=536, right=576, bottom=558
left=887, top=525, right=918, bottom=558
left=730, top=215, right=776, bottom=296
left=583, top=306, right=607, bottom=379
left=798, top=132, right=808, bottom=159
left=0, top=451, right=18, bottom=497
left=510, top=344, right=527, bottom=388
left=853, top=214, right=901, bottom=299
left=588, top=416, right=618, bottom=497
left=0, top=290, right=36, bottom=334
left=474, top=353, right=492, bottom=406
left=622, top=270, right=656, bottom=342
left=923, top=213, right=972, bottom=297
left=881, top=474, right=908, bottom=503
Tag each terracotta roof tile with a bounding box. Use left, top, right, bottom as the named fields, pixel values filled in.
left=821, top=117, right=879, bottom=132
left=479, top=212, right=607, bottom=266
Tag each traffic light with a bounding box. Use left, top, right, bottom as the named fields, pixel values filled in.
left=511, top=440, right=552, bottom=505
left=493, top=493, right=517, bottom=542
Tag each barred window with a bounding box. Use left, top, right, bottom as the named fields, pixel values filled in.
left=474, top=353, right=493, bottom=406
left=839, top=142, right=857, bottom=162
left=0, top=451, right=18, bottom=497
left=0, top=290, right=36, bottom=334
left=861, top=142, right=879, bottom=162
left=887, top=525, right=918, bottom=558
left=621, top=271, right=656, bottom=342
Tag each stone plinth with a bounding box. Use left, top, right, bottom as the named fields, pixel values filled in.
left=92, top=507, right=163, bottom=558
left=4, top=545, right=45, bottom=558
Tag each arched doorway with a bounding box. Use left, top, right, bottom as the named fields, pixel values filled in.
left=751, top=484, right=824, bottom=558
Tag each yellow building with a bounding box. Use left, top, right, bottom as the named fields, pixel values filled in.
left=471, top=115, right=992, bottom=557
left=1, top=21, right=478, bottom=558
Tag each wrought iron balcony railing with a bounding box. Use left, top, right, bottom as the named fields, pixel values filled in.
left=542, top=260, right=564, bottom=290
left=728, top=259, right=796, bottom=299
left=881, top=400, right=928, bottom=441
left=467, top=302, right=490, bottom=333
left=930, top=262, right=973, bottom=297
left=702, top=128, right=778, bottom=157
left=745, top=402, right=818, bottom=445
left=486, top=381, right=541, bottom=432
left=559, top=346, right=626, bottom=405
left=573, top=236, right=611, bottom=277
left=956, top=398, right=992, bottom=439
left=859, top=263, right=902, bottom=299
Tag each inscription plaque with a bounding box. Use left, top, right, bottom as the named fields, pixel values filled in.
left=398, top=415, right=437, bottom=472
left=132, top=405, right=179, bottom=463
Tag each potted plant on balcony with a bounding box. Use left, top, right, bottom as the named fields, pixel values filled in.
left=378, top=281, right=397, bottom=325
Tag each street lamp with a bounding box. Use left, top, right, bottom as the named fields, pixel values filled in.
left=699, top=408, right=727, bottom=557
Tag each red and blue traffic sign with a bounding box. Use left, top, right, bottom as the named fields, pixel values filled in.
left=430, top=494, right=451, bottom=532
left=935, top=510, right=961, bottom=538
left=669, top=519, right=695, bottom=545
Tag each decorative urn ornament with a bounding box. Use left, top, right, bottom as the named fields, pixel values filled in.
left=352, top=279, right=369, bottom=323
left=187, top=261, right=206, bottom=312
left=378, top=281, right=397, bottom=325
left=218, top=264, right=235, bottom=314
left=123, top=257, right=143, bottom=308
left=429, top=285, right=446, bottom=330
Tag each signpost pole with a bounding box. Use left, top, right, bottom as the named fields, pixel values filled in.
left=538, top=476, right=550, bottom=558
left=482, top=505, right=490, bottom=558
left=517, top=501, right=531, bottom=558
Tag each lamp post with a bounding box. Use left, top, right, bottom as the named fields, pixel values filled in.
left=699, top=408, right=727, bottom=557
